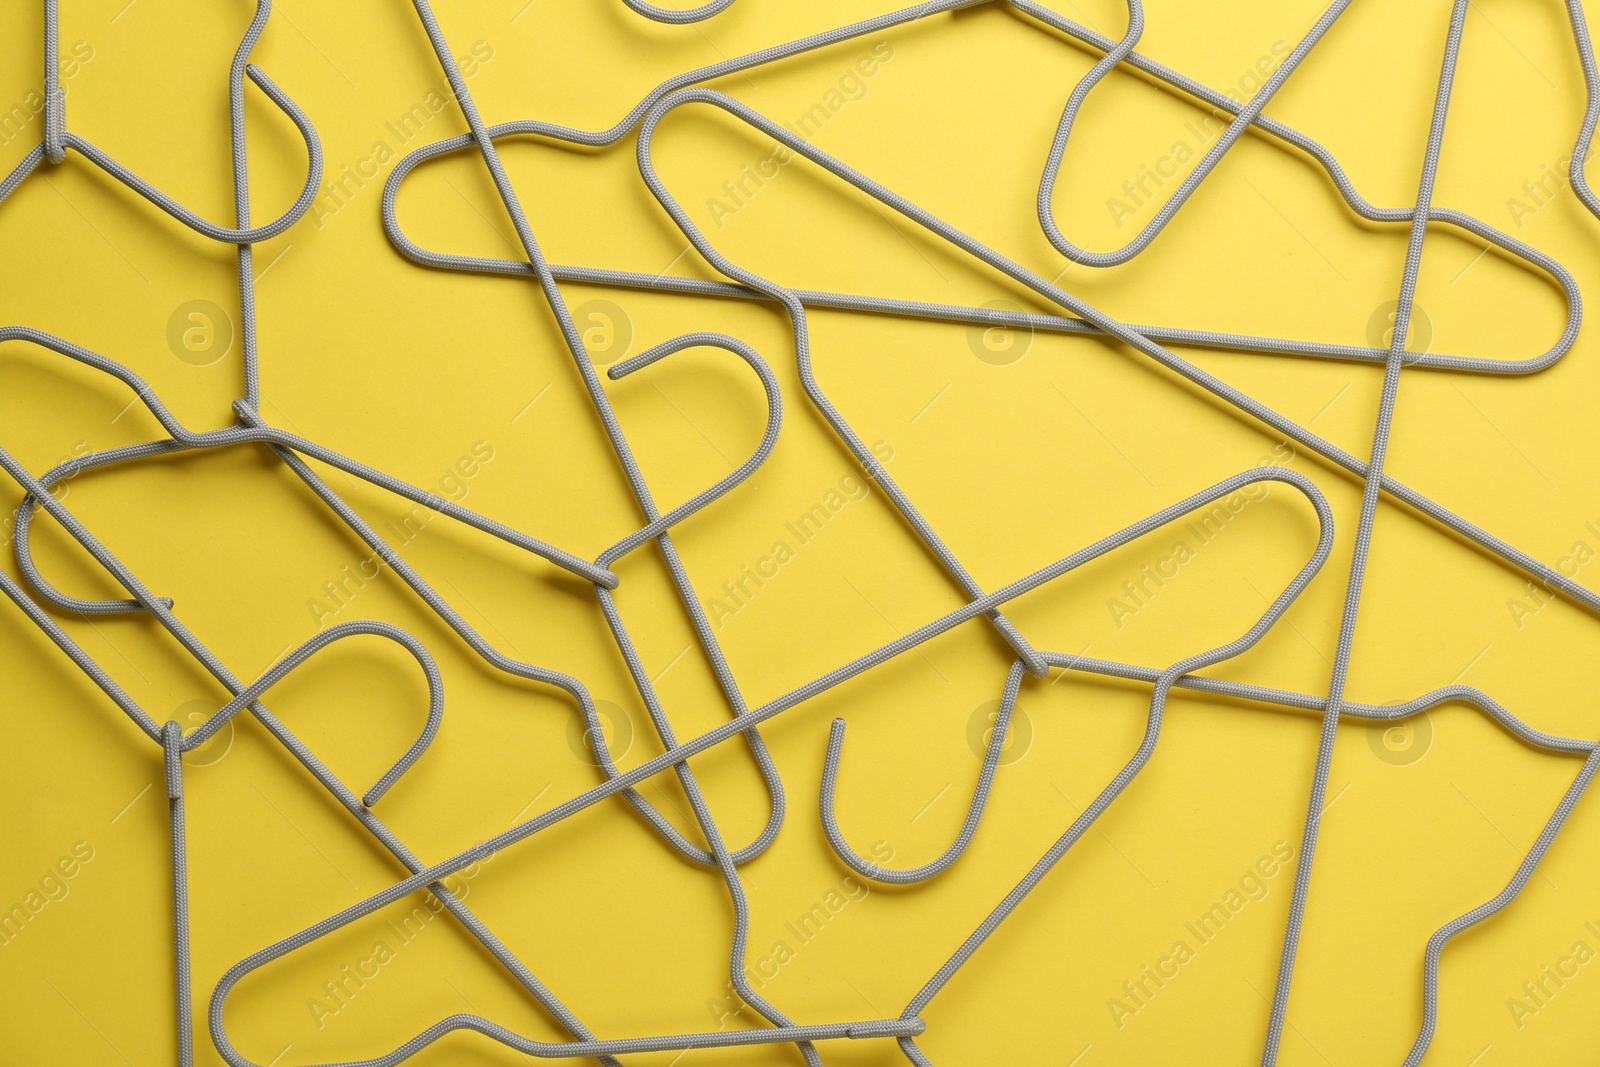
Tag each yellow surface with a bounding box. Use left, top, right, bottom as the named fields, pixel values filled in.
left=3, top=1, right=1600, bottom=1064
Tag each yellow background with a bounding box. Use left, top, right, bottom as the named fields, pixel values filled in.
left=2, top=0, right=1599, bottom=1063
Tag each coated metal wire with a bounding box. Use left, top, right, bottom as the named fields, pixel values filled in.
left=4, top=1, right=1600, bottom=1064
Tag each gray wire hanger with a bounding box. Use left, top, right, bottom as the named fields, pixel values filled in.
left=6, top=1, right=1600, bottom=1064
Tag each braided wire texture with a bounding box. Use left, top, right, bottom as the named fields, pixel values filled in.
left=4, top=1, right=1600, bottom=1064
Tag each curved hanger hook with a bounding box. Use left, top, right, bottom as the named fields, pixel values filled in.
left=204, top=467, right=1337, bottom=1067
left=619, top=0, right=737, bottom=25
left=1034, top=0, right=1145, bottom=263
left=1012, top=0, right=1583, bottom=374
left=0, top=436, right=441, bottom=808
left=1036, top=0, right=1356, bottom=268
left=1564, top=0, right=1600, bottom=221
left=16, top=0, right=325, bottom=243
left=13, top=439, right=185, bottom=616
left=57, top=62, right=322, bottom=244
left=0, top=330, right=720, bottom=866
left=1, top=356, right=762, bottom=867
left=821, top=660, right=1025, bottom=884
left=0, top=321, right=198, bottom=615
left=596, top=332, right=781, bottom=568
left=9, top=6, right=321, bottom=238
left=898, top=469, right=1336, bottom=1040
left=182, top=620, right=443, bottom=807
